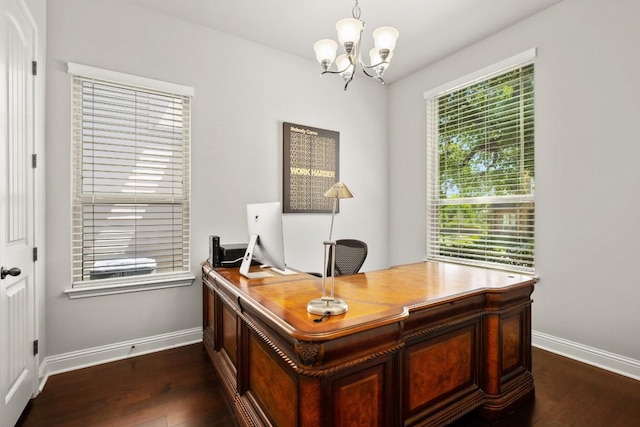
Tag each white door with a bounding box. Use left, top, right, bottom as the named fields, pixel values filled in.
left=0, top=0, right=36, bottom=425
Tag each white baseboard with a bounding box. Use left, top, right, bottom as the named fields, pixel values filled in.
left=36, top=329, right=639, bottom=396
left=37, top=327, right=203, bottom=393
left=532, top=330, right=640, bottom=381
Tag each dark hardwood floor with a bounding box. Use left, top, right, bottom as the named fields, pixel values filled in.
left=16, top=344, right=640, bottom=426
left=16, top=344, right=237, bottom=427
left=451, top=348, right=640, bottom=427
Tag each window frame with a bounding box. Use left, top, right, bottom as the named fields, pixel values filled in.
left=65, top=63, right=195, bottom=299
left=424, top=49, right=537, bottom=274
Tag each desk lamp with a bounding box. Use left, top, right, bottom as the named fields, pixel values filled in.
left=307, top=182, right=354, bottom=316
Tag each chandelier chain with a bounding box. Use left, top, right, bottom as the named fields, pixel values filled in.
left=352, top=0, right=362, bottom=20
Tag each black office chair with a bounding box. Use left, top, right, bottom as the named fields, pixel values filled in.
left=328, top=239, right=368, bottom=276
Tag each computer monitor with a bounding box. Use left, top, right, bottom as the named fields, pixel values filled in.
left=239, top=202, right=287, bottom=279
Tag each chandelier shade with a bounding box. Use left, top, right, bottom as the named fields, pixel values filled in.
left=336, top=18, right=363, bottom=45
left=372, top=26, right=399, bottom=52
left=313, top=0, right=399, bottom=90
left=335, top=54, right=354, bottom=78
left=314, top=39, right=338, bottom=69
left=369, top=49, right=393, bottom=77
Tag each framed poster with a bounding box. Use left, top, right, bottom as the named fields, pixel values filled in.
left=283, top=122, right=339, bottom=213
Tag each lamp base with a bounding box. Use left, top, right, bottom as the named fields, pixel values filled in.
left=307, top=298, right=349, bottom=316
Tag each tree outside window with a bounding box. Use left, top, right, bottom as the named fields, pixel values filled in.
left=427, top=64, right=535, bottom=272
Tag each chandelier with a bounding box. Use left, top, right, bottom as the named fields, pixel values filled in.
left=313, top=0, right=399, bottom=91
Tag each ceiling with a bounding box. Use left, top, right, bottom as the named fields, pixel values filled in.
left=125, top=0, right=564, bottom=83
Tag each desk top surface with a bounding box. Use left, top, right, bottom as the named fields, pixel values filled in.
left=203, top=261, right=536, bottom=341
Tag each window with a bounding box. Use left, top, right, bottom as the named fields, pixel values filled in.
left=425, top=51, right=535, bottom=273
left=68, top=63, right=194, bottom=296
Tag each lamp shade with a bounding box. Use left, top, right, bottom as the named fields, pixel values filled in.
left=372, top=26, right=399, bottom=51
left=369, top=48, right=393, bottom=67
left=335, top=54, right=353, bottom=74
left=336, top=18, right=363, bottom=45
left=324, top=181, right=354, bottom=199
left=314, top=39, right=338, bottom=64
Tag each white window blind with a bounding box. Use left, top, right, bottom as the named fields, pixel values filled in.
left=71, top=73, right=192, bottom=285
left=426, top=63, right=535, bottom=273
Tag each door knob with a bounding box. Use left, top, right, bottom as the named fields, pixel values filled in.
left=1, top=267, right=21, bottom=280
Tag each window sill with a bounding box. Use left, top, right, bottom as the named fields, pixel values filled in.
left=64, top=273, right=195, bottom=299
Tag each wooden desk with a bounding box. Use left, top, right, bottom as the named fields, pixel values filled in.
left=202, top=261, right=536, bottom=427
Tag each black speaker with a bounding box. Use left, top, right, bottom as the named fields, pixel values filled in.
left=209, top=235, right=221, bottom=267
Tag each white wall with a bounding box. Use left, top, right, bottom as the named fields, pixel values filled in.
left=389, top=0, right=640, bottom=363
left=45, top=0, right=640, bottom=377
left=45, top=0, right=389, bottom=356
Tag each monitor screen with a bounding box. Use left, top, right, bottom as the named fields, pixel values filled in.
left=239, top=202, right=286, bottom=279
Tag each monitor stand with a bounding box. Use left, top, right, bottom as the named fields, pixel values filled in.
left=239, top=234, right=273, bottom=279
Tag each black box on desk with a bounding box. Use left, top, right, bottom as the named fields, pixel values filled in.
left=220, top=243, right=251, bottom=267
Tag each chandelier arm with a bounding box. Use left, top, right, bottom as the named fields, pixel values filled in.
left=360, top=64, right=375, bottom=77
left=359, top=66, right=385, bottom=85
left=320, top=61, right=355, bottom=76
left=343, top=71, right=355, bottom=91
left=340, top=36, right=360, bottom=90
left=320, top=69, right=345, bottom=76
left=361, top=60, right=390, bottom=70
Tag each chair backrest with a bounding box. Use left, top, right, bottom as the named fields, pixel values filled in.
left=329, top=239, right=368, bottom=276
